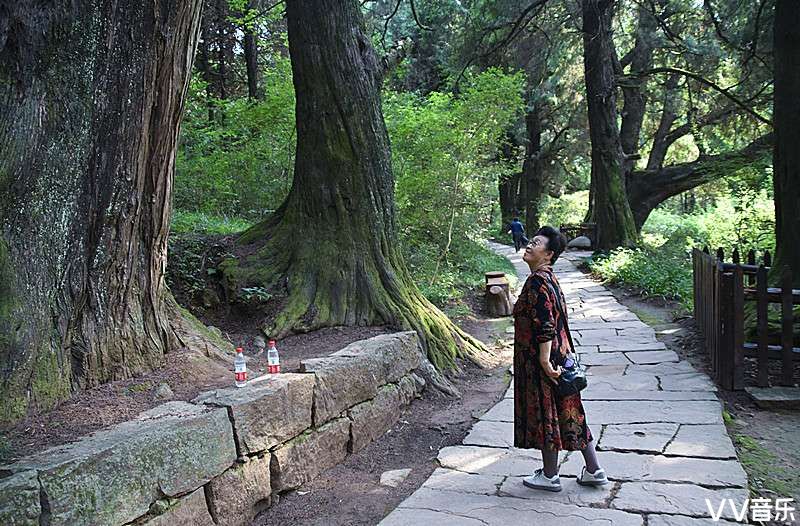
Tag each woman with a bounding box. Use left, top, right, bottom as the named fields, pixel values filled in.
left=513, top=226, right=607, bottom=492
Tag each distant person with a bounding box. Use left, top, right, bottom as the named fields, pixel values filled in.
left=513, top=226, right=607, bottom=492
left=507, top=217, right=526, bottom=252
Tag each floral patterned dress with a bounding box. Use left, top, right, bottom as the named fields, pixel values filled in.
left=513, top=266, right=592, bottom=451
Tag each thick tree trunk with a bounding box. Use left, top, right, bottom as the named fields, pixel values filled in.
left=244, top=29, right=261, bottom=99
left=226, top=0, right=484, bottom=370
left=627, top=134, right=774, bottom=229
left=498, top=173, right=521, bottom=234
left=772, top=0, right=800, bottom=286
left=0, top=0, right=213, bottom=422
left=581, top=0, right=638, bottom=249
left=522, top=106, right=545, bottom=232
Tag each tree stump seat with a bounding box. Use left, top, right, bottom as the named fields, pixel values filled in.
left=485, top=272, right=512, bottom=316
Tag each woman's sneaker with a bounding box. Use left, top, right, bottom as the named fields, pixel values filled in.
left=522, top=469, right=562, bottom=492
left=577, top=466, right=609, bottom=486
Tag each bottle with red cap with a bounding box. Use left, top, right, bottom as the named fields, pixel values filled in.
left=267, top=340, right=280, bottom=374
left=234, top=347, right=247, bottom=387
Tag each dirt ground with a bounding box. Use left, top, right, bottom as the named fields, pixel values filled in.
left=252, top=305, right=513, bottom=526
left=602, top=281, right=800, bottom=508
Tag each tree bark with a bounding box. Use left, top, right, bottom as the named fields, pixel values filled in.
left=244, top=29, right=261, bottom=100
left=627, top=134, right=774, bottom=229
left=0, top=0, right=212, bottom=422
left=498, top=172, right=521, bottom=234
left=581, top=0, right=638, bottom=249
left=772, top=0, right=800, bottom=285
left=522, top=105, right=545, bottom=232
left=226, top=0, right=485, bottom=370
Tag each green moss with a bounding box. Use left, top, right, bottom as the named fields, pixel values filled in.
left=176, top=304, right=232, bottom=352
left=30, top=345, right=71, bottom=413
left=734, top=433, right=800, bottom=497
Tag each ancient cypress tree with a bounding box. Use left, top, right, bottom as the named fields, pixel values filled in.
left=772, top=0, right=800, bottom=285
left=225, top=0, right=484, bottom=370
left=581, top=0, right=638, bottom=249
left=0, top=0, right=217, bottom=422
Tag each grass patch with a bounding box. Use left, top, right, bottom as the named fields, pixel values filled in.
left=171, top=210, right=252, bottom=235
left=734, top=433, right=800, bottom=497
left=587, top=246, right=693, bottom=312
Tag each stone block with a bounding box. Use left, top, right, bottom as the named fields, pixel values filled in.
left=0, top=470, right=40, bottom=526
left=2, top=402, right=236, bottom=526
left=141, top=488, right=214, bottom=526
left=659, top=372, right=716, bottom=392
left=270, top=417, right=350, bottom=492
left=396, top=374, right=422, bottom=405
left=624, top=350, right=680, bottom=364
left=663, top=424, right=737, bottom=459
left=582, top=400, right=723, bottom=425
left=598, top=423, right=678, bottom=453
left=331, top=332, right=421, bottom=384
left=463, top=420, right=514, bottom=448
left=302, top=332, right=420, bottom=426
left=582, top=390, right=718, bottom=401
left=612, top=482, right=748, bottom=520
left=585, top=372, right=658, bottom=391
left=436, top=445, right=541, bottom=477
left=499, top=476, right=613, bottom=506
left=194, top=373, right=314, bottom=455
left=348, top=384, right=402, bottom=453
left=422, top=468, right=503, bottom=495
left=206, top=454, right=272, bottom=526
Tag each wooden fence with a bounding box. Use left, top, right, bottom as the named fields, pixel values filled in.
left=692, top=247, right=800, bottom=390
left=559, top=222, right=596, bottom=244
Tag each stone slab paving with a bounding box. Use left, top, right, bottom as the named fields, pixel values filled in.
left=379, top=243, right=748, bottom=526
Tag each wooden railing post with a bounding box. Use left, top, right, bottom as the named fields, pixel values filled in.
left=781, top=267, right=794, bottom=386
left=732, top=265, right=745, bottom=390
left=756, top=264, right=769, bottom=387
left=719, top=268, right=734, bottom=389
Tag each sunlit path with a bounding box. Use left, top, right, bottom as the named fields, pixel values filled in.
left=379, top=242, right=748, bottom=526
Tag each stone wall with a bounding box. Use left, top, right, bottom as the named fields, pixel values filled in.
left=0, top=332, right=425, bottom=526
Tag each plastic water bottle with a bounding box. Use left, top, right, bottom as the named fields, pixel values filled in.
left=267, top=340, right=280, bottom=374
left=234, top=347, right=247, bottom=387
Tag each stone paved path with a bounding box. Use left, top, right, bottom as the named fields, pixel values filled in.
left=379, top=242, right=749, bottom=525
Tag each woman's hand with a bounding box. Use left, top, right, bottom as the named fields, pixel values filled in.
left=544, top=365, right=562, bottom=383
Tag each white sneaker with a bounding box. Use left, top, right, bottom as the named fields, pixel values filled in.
left=522, top=469, right=562, bottom=492
left=577, top=466, right=609, bottom=486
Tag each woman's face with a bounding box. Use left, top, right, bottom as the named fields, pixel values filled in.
left=523, top=235, right=553, bottom=268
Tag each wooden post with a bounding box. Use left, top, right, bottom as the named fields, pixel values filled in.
left=756, top=264, right=769, bottom=387
left=764, top=250, right=772, bottom=267
left=719, top=268, right=734, bottom=388
left=732, top=248, right=740, bottom=264
left=717, top=247, right=725, bottom=261
left=781, top=268, right=794, bottom=386
left=733, top=265, right=745, bottom=390
left=747, top=250, right=756, bottom=286
left=485, top=271, right=506, bottom=285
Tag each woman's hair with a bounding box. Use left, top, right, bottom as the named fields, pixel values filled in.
left=536, top=226, right=567, bottom=264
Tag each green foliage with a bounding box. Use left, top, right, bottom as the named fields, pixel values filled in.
left=171, top=210, right=252, bottom=235
left=539, top=191, right=589, bottom=228
left=175, top=55, right=295, bottom=219
left=588, top=246, right=694, bottom=311
left=734, top=433, right=800, bottom=498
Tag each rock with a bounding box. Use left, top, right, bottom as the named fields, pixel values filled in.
left=437, top=445, right=541, bottom=477
left=302, top=333, right=420, bottom=425
left=567, top=235, right=592, bottom=249
left=422, top=468, right=502, bottom=495
left=478, top=398, right=513, bottom=422
left=463, top=420, right=514, bottom=448
left=206, top=325, right=223, bottom=338
left=624, top=350, right=680, bottom=364
left=0, top=470, right=40, bottom=526
left=663, top=424, right=737, bottom=459
left=500, top=475, right=613, bottom=506
left=206, top=455, right=272, bottom=526
left=380, top=468, right=413, bottom=488
left=154, top=382, right=174, bottom=400
left=2, top=401, right=236, bottom=526
left=582, top=400, right=724, bottom=425
left=396, top=374, right=422, bottom=405
left=348, top=384, right=402, bottom=453
left=598, top=423, right=678, bottom=453
left=612, top=482, right=748, bottom=519
left=194, top=373, right=314, bottom=455
left=331, top=332, right=421, bottom=384
left=271, top=417, right=351, bottom=492
left=202, top=288, right=221, bottom=309
left=659, top=372, right=716, bottom=391
left=253, top=336, right=267, bottom=350
left=140, top=488, right=214, bottom=526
